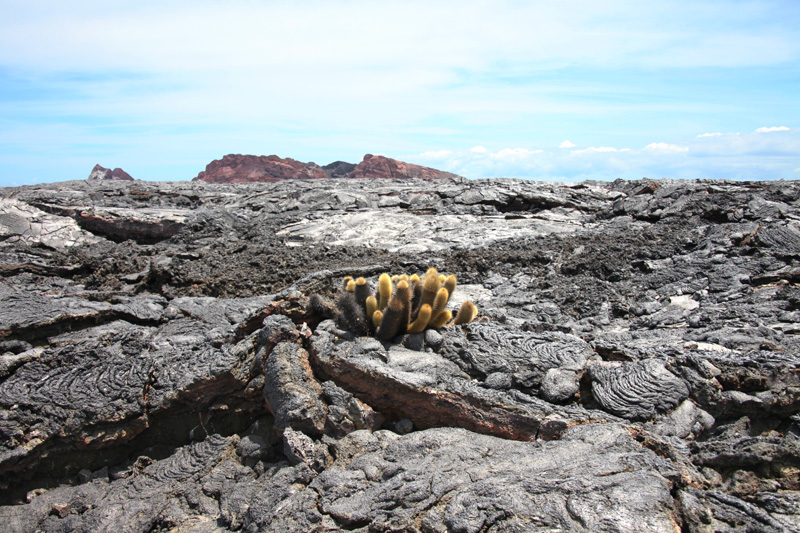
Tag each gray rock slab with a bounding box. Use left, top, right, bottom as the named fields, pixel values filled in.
left=589, top=359, right=690, bottom=420
left=302, top=424, right=679, bottom=532
left=276, top=210, right=594, bottom=253
left=311, top=325, right=615, bottom=441
left=0, top=198, right=104, bottom=250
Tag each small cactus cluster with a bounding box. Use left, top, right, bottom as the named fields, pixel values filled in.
left=312, top=267, right=478, bottom=341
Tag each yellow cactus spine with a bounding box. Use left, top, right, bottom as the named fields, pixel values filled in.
left=420, top=267, right=440, bottom=308
left=354, top=278, right=370, bottom=310
left=355, top=277, right=370, bottom=309
left=444, top=275, right=457, bottom=297
left=376, top=296, right=405, bottom=341
left=394, top=280, right=412, bottom=330
left=372, top=310, right=383, bottom=330
left=430, top=310, right=452, bottom=328
left=333, top=268, right=469, bottom=339
left=454, top=301, right=478, bottom=325
left=366, top=295, right=377, bottom=321
left=431, top=288, right=450, bottom=319
left=408, top=304, right=432, bottom=333
left=378, top=273, right=392, bottom=310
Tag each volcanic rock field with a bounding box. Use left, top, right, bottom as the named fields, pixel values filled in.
left=1, top=175, right=799, bottom=531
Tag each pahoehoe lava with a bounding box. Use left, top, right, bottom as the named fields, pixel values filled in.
left=1, top=176, right=799, bottom=531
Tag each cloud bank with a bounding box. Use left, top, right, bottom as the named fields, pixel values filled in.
left=411, top=127, right=799, bottom=181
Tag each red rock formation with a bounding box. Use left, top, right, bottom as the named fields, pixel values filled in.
left=348, top=154, right=461, bottom=180
left=88, top=164, right=134, bottom=181
left=193, top=153, right=462, bottom=183
left=193, top=154, right=327, bottom=183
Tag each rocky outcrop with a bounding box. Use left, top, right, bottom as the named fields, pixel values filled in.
left=193, top=154, right=327, bottom=183
left=321, top=160, right=356, bottom=179
left=193, top=153, right=461, bottom=183
left=310, top=322, right=614, bottom=441
left=1, top=176, right=800, bottom=531
left=348, top=153, right=462, bottom=180
left=87, top=164, right=133, bottom=181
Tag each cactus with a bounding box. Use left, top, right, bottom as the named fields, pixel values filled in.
left=372, top=309, right=384, bottom=330
left=430, top=309, right=452, bottom=328
left=431, top=287, right=450, bottom=320
left=394, top=280, right=412, bottom=333
left=454, top=301, right=478, bottom=325
left=378, top=273, right=392, bottom=311
left=420, top=267, right=441, bottom=308
left=354, top=277, right=371, bottom=310
left=444, top=275, right=457, bottom=297
left=376, top=294, right=406, bottom=340
left=366, top=295, right=378, bottom=322
left=319, top=268, right=478, bottom=343
left=336, top=292, right=369, bottom=335
left=408, top=304, right=432, bottom=333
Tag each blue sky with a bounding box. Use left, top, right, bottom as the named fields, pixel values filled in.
left=1, top=0, right=799, bottom=185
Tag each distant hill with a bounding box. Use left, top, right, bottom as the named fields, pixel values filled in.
left=192, top=153, right=461, bottom=183
left=88, top=164, right=134, bottom=181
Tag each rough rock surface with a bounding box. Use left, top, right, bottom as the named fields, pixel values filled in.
left=0, top=176, right=799, bottom=531
left=194, top=154, right=328, bottom=183
left=87, top=164, right=133, bottom=181
left=347, top=153, right=462, bottom=180
left=321, top=160, right=357, bottom=179
left=194, top=153, right=460, bottom=183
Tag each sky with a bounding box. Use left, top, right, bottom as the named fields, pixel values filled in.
left=0, top=0, right=799, bottom=186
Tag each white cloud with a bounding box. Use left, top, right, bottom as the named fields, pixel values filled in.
left=755, top=126, right=790, bottom=133
left=697, top=132, right=723, bottom=137
left=572, top=146, right=619, bottom=154
left=418, top=149, right=453, bottom=159
left=644, top=142, right=689, bottom=153
left=559, top=140, right=576, bottom=148
left=492, top=148, right=544, bottom=160
left=404, top=126, right=800, bottom=181
left=469, top=145, right=489, bottom=154
left=692, top=128, right=799, bottom=157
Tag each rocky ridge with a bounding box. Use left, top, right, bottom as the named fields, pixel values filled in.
left=0, top=176, right=799, bottom=531
left=347, top=153, right=462, bottom=181
left=194, top=154, right=328, bottom=183
left=87, top=164, right=133, bottom=181
left=193, top=153, right=460, bottom=183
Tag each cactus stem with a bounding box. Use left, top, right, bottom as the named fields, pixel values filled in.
left=454, top=301, right=478, bottom=325
left=430, top=310, right=452, bottom=328
left=431, top=288, right=450, bottom=319
left=408, top=304, right=432, bottom=333
left=378, top=273, right=392, bottom=311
